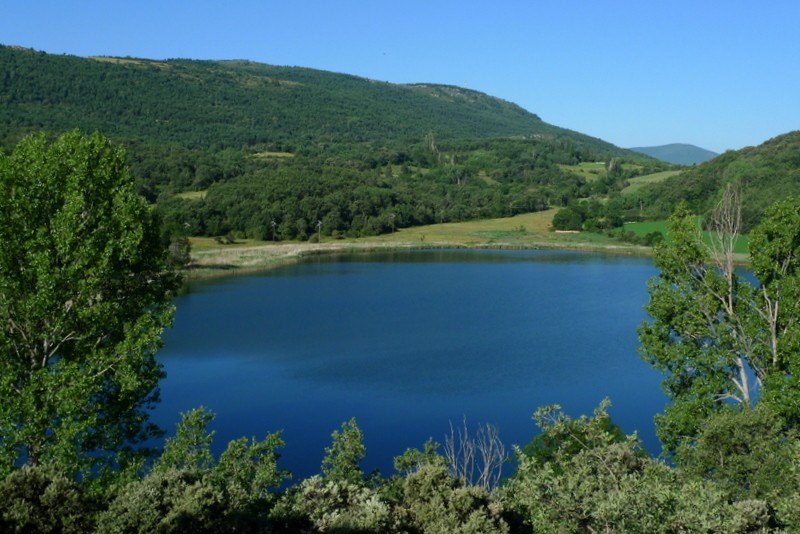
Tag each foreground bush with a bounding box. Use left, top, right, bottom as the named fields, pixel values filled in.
left=502, top=402, right=776, bottom=532
left=0, top=464, right=97, bottom=533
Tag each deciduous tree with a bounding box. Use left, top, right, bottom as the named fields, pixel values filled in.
left=639, top=194, right=800, bottom=452
left=0, top=131, right=181, bottom=483
left=321, top=417, right=366, bottom=485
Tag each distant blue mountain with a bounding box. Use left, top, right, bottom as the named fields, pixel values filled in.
left=628, top=143, right=718, bottom=165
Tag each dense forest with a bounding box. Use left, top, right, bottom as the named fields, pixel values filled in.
left=0, top=45, right=671, bottom=242
left=0, top=45, right=615, bottom=149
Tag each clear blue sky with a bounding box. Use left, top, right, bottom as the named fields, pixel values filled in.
left=3, top=1, right=798, bottom=153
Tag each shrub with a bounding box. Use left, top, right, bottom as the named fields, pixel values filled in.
left=0, top=465, right=96, bottom=533
left=96, top=468, right=226, bottom=533
left=394, top=463, right=509, bottom=534
left=272, top=475, right=391, bottom=532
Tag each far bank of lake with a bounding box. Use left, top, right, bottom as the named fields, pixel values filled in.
left=156, top=249, right=666, bottom=480
left=185, top=210, right=654, bottom=279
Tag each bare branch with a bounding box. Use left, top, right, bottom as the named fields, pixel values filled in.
left=706, top=183, right=741, bottom=282
left=444, top=417, right=507, bottom=492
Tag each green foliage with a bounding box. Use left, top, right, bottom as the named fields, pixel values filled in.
left=272, top=475, right=392, bottom=533
left=321, top=417, right=367, bottom=485
left=393, top=439, right=448, bottom=475
left=749, top=198, right=800, bottom=427
left=158, top=407, right=289, bottom=500
left=676, top=405, right=799, bottom=502
left=213, top=432, right=289, bottom=513
left=272, top=445, right=508, bottom=533
left=153, top=408, right=216, bottom=473
left=97, top=468, right=227, bottom=533
left=503, top=401, right=772, bottom=533
left=639, top=199, right=800, bottom=452
left=0, top=46, right=649, bottom=242
left=628, top=131, right=800, bottom=230
left=552, top=200, right=624, bottom=233
left=0, top=131, right=181, bottom=485
left=100, top=407, right=288, bottom=532
left=551, top=206, right=584, bottom=231
left=0, top=464, right=97, bottom=533
left=167, top=235, right=192, bottom=268
left=0, top=46, right=620, bottom=152
left=393, top=463, right=509, bottom=534
left=522, top=398, right=631, bottom=468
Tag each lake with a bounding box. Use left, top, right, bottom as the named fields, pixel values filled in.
left=155, top=249, right=666, bottom=480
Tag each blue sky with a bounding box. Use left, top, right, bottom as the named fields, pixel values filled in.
left=2, top=1, right=798, bottom=153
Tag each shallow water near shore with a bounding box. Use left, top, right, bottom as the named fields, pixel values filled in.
left=155, top=249, right=665, bottom=479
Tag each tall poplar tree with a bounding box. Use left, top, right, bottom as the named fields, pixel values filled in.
left=0, top=131, right=181, bottom=482
left=639, top=192, right=800, bottom=453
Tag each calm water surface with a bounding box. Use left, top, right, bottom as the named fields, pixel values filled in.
left=155, top=249, right=665, bottom=479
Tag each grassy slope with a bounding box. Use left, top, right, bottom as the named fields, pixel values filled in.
left=625, top=219, right=749, bottom=254
left=622, top=170, right=682, bottom=196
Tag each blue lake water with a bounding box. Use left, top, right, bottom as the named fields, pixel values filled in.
left=155, top=249, right=666, bottom=480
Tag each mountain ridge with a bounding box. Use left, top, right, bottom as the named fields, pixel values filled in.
left=0, top=45, right=620, bottom=154
left=628, top=143, right=718, bottom=165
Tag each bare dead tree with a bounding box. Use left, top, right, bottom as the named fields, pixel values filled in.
left=444, top=418, right=475, bottom=484
left=444, top=417, right=507, bottom=492
left=702, top=184, right=759, bottom=405
left=707, top=183, right=742, bottom=286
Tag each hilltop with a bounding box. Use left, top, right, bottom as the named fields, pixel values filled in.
left=628, top=143, right=718, bottom=165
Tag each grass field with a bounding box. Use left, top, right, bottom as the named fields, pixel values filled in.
left=623, top=220, right=669, bottom=236
left=559, top=162, right=605, bottom=182
left=558, top=162, right=649, bottom=184
left=175, top=190, right=207, bottom=200
left=252, top=151, right=295, bottom=159
left=621, top=170, right=682, bottom=196
left=624, top=219, right=749, bottom=254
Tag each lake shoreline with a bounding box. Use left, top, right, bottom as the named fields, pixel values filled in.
left=185, top=237, right=655, bottom=280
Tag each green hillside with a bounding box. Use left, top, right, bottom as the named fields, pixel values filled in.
left=0, top=45, right=666, bottom=241
left=615, top=131, right=800, bottom=230
left=0, top=45, right=612, bottom=152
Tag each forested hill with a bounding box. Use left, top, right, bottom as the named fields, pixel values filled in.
left=0, top=45, right=612, bottom=152
left=621, top=131, right=800, bottom=230
left=1, top=45, right=664, bottom=242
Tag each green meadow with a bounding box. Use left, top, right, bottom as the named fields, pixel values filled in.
left=621, top=170, right=682, bottom=195
left=624, top=219, right=749, bottom=254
